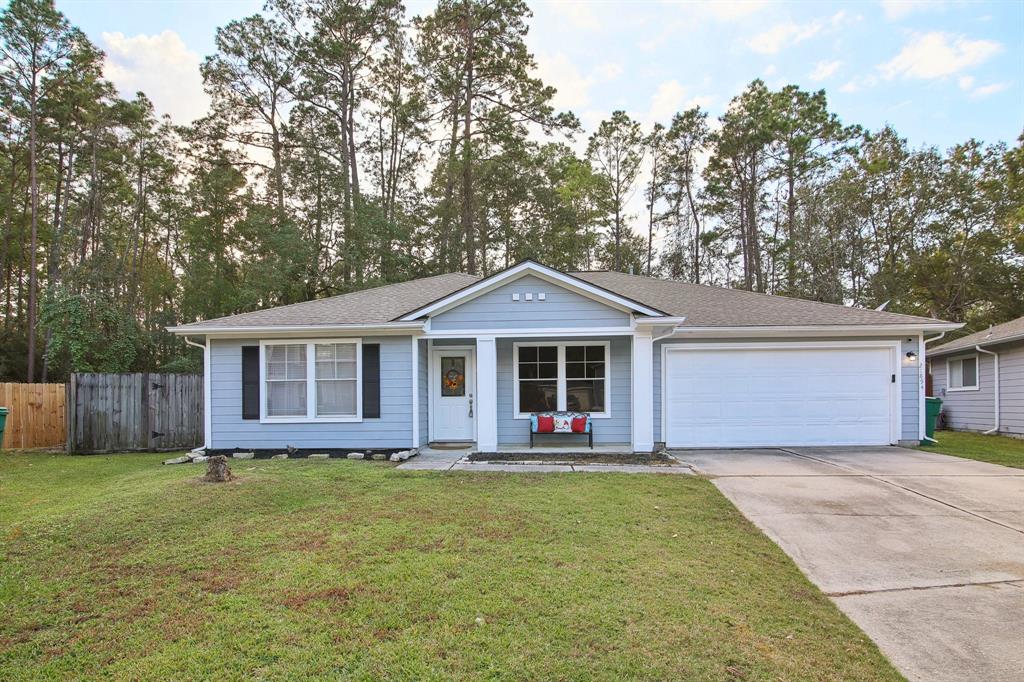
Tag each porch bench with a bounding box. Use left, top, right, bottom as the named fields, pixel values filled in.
left=529, top=412, right=593, bottom=449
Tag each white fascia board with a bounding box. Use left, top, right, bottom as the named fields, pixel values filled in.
left=167, top=322, right=424, bottom=338
left=424, top=327, right=636, bottom=339
left=398, top=261, right=665, bottom=320
left=634, top=316, right=687, bottom=326
left=665, top=323, right=962, bottom=338
left=929, top=330, right=1024, bottom=357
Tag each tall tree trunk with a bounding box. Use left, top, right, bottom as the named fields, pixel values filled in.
left=786, top=165, right=796, bottom=291
left=26, top=68, right=39, bottom=382
left=460, top=7, right=476, bottom=275
left=439, top=105, right=460, bottom=272
left=646, top=151, right=657, bottom=276
left=339, top=74, right=353, bottom=284
left=684, top=167, right=701, bottom=284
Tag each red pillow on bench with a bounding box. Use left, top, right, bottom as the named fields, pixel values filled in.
left=571, top=416, right=588, bottom=433
left=536, top=415, right=555, bottom=433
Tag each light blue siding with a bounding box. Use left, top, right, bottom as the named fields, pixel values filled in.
left=209, top=336, right=414, bottom=449
left=430, top=275, right=630, bottom=331
left=900, top=338, right=920, bottom=441
left=496, top=336, right=632, bottom=446
left=653, top=336, right=922, bottom=444
left=931, top=341, right=1023, bottom=436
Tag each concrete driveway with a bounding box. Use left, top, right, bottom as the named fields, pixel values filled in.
left=678, top=446, right=1024, bottom=682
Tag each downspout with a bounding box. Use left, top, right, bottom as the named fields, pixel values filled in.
left=976, top=345, right=1000, bottom=435
left=183, top=336, right=209, bottom=453
left=920, top=332, right=948, bottom=443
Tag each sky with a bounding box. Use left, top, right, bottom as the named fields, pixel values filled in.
left=55, top=0, right=1023, bottom=153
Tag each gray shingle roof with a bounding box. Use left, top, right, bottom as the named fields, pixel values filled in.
left=572, top=270, right=950, bottom=327
left=929, top=315, right=1024, bottom=356
left=172, top=273, right=480, bottom=329
left=172, top=266, right=953, bottom=331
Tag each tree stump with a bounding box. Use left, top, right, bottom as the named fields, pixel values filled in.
left=203, top=455, right=233, bottom=482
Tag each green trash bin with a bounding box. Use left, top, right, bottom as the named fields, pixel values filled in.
left=0, top=407, right=7, bottom=447
left=924, top=397, right=942, bottom=441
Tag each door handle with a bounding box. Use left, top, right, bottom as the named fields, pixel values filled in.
left=468, top=393, right=473, bottom=418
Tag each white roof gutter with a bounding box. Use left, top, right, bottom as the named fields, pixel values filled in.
left=660, top=323, right=962, bottom=337
left=167, top=321, right=426, bottom=336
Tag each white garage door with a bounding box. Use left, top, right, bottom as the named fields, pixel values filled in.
left=664, top=345, right=897, bottom=448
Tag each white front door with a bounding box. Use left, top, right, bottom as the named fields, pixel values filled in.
left=431, top=349, right=475, bottom=441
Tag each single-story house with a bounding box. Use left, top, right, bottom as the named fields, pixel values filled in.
left=928, top=315, right=1024, bottom=437
left=168, top=260, right=960, bottom=453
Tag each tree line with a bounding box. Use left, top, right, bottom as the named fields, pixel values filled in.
left=1, top=0, right=1021, bottom=381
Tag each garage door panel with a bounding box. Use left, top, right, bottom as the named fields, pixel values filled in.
left=665, top=346, right=895, bottom=448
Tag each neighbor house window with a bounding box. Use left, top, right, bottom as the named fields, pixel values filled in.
left=947, top=354, right=978, bottom=391
left=262, top=339, right=362, bottom=421
left=514, top=342, right=610, bottom=418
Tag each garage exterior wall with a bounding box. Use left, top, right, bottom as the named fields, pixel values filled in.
left=209, top=336, right=414, bottom=450
left=931, top=340, right=1024, bottom=436
left=653, top=336, right=922, bottom=445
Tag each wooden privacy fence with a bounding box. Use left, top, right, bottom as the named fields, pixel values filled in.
left=0, top=383, right=66, bottom=449
left=67, top=373, right=203, bottom=453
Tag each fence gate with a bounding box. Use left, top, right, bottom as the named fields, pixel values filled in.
left=0, top=383, right=65, bottom=449
left=67, top=373, right=203, bottom=453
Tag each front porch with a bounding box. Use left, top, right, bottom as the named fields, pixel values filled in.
left=419, top=332, right=656, bottom=454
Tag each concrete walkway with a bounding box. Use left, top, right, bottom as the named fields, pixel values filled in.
left=396, top=448, right=692, bottom=474
left=679, top=446, right=1024, bottom=682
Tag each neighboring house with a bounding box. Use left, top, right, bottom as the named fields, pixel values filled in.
left=168, top=260, right=959, bottom=453
left=928, top=316, right=1024, bottom=436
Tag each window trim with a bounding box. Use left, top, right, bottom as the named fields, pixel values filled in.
left=259, top=338, right=363, bottom=423
left=946, top=353, right=980, bottom=392
left=512, top=341, right=611, bottom=419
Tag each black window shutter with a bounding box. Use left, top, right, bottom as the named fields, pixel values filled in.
left=363, top=344, right=381, bottom=418
left=241, top=346, right=260, bottom=420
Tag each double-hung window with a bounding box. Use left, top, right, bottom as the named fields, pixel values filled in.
left=514, top=342, right=610, bottom=418
left=947, top=354, right=979, bottom=391
left=262, top=339, right=362, bottom=421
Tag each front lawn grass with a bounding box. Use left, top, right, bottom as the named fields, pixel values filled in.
left=919, top=429, right=1024, bottom=469
left=0, top=453, right=899, bottom=681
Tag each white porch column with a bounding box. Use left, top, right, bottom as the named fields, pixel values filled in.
left=411, top=336, right=420, bottom=449
left=476, top=335, right=498, bottom=453
left=631, top=331, right=654, bottom=453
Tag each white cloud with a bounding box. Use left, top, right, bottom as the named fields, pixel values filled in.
left=102, top=30, right=209, bottom=124
left=701, top=0, right=769, bottom=20
left=879, top=32, right=1002, bottom=80
left=644, top=80, right=713, bottom=124
left=970, top=82, right=1010, bottom=98
left=535, top=52, right=593, bottom=110
left=839, top=74, right=879, bottom=93
left=593, top=61, right=624, bottom=81
left=810, top=60, right=842, bottom=81
left=747, top=21, right=821, bottom=54
left=958, top=75, right=975, bottom=90
left=534, top=54, right=624, bottom=113
left=879, top=0, right=941, bottom=21
left=746, top=11, right=851, bottom=55
left=647, top=80, right=687, bottom=123
left=550, top=1, right=602, bottom=30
